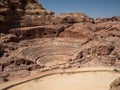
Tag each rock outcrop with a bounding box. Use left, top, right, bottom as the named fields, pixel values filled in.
left=95, top=16, right=120, bottom=23
left=0, top=42, right=4, bottom=57
left=109, top=77, right=120, bottom=90
left=9, top=24, right=67, bottom=39
left=0, top=0, right=25, bottom=33
left=0, top=0, right=55, bottom=33
left=20, top=0, right=55, bottom=27
left=55, top=13, right=94, bottom=24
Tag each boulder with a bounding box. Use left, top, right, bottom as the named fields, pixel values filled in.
left=0, top=34, right=19, bottom=43
left=59, top=23, right=94, bottom=38
left=109, top=77, right=120, bottom=90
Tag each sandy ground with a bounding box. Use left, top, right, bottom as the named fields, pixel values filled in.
left=8, top=71, right=120, bottom=90
left=0, top=67, right=120, bottom=90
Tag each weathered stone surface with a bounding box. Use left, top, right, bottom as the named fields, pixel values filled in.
left=109, top=77, right=120, bottom=90
left=59, top=23, right=95, bottom=38
left=95, top=16, right=120, bottom=23
left=0, top=34, right=19, bottom=43
left=0, top=0, right=55, bottom=33
left=0, top=0, right=25, bottom=33
left=0, top=42, right=4, bottom=57
left=17, top=38, right=88, bottom=66
left=9, top=24, right=68, bottom=39
left=20, top=1, right=55, bottom=27
left=57, top=13, right=94, bottom=23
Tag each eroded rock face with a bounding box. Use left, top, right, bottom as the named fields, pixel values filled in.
left=109, top=77, right=120, bottom=90
left=0, top=0, right=55, bottom=33
left=55, top=13, right=94, bottom=24
left=20, top=0, right=55, bottom=27
left=59, top=23, right=94, bottom=38
left=0, top=42, right=4, bottom=57
left=0, top=0, right=26, bottom=33
left=9, top=24, right=68, bottom=39
left=95, top=16, right=120, bottom=23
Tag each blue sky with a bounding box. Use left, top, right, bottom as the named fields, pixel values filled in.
left=38, top=0, right=120, bottom=18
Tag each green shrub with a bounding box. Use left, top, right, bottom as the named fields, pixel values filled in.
left=113, top=69, right=120, bottom=73
left=3, top=77, right=9, bottom=82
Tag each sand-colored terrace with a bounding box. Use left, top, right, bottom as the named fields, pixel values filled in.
left=0, top=67, right=120, bottom=90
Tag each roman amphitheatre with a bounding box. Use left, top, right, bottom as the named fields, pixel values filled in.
left=0, top=0, right=120, bottom=90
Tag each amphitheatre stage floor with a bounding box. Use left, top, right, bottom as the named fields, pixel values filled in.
left=5, top=67, right=120, bottom=90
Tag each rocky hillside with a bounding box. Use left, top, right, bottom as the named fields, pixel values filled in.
left=0, top=0, right=55, bottom=33
left=0, top=0, right=120, bottom=82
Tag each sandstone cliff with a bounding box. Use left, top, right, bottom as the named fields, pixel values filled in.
left=0, top=0, right=55, bottom=33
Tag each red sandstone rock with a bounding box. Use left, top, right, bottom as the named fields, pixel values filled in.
left=0, top=0, right=55, bottom=33
left=59, top=23, right=94, bottom=38
left=9, top=24, right=68, bottom=39
left=0, top=42, right=4, bottom=57
left=109, top=77, right=120, bottom=90
left=57, top=13, right=94, bottom=23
